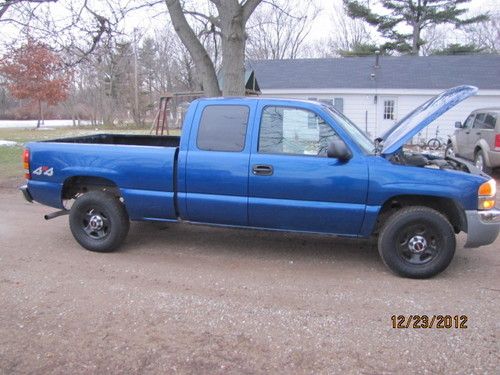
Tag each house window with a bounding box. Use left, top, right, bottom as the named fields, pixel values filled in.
left=383, top=100, right=395, bottom=120
left=334, top=98, right=344, bottom=113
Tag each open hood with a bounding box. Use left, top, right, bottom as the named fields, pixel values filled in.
left=380, top=85, right=478, bottom=155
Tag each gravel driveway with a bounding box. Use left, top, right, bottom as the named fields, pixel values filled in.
left=0, top=179, right=498, bottom=374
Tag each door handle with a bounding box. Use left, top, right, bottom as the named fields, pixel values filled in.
left=252, top=164, right=273, bottom=176
left=476, top=132, right=481, bottom=135
left=465, top=131, right=470, bottom=134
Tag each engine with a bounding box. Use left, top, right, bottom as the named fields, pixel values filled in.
left=390, top=150, right=470, bottom=172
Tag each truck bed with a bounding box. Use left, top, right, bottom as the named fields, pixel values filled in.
left=48, top=134, right=180, bottom=148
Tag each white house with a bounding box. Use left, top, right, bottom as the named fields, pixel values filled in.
left=250, top=55, right=500, bottom=141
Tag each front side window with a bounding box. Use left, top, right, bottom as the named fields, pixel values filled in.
left=473, top=113, right=486, bottom=129
left=464, top=114, right=475, bottom=128
left=384, top=100, right=395, bottom=120
left=258, top=106, right=337, bottom=156
left=197, top=105, right=249, bottom=152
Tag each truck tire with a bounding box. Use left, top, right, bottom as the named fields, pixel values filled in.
left=445, top=143, right=454, bottom=158
left=378, top=206, right=455, bottom=279
left=474, top=149, right=492, bottom=174
left=69, top=191, right=129, bottom=252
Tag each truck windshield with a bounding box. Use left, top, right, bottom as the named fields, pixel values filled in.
left=324, top=106, right=374, bottom=154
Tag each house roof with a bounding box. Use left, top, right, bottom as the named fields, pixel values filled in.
left=249, top=55, right=500, bottom=91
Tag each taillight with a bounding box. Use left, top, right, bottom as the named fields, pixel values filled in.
left=495, top=133, right=500, bottom=150
left=22, top=148, right=30, bottom=179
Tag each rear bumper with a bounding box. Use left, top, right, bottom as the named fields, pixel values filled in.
left=464, top=209, right=500, bottom=247
left=19, top=184, right=33, bottom=203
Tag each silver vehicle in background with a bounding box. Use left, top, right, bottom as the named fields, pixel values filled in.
left=447, top=108, right=500, bottom=173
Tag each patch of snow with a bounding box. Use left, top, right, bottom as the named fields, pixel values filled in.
left=0, top=140, right=17, bottom=146
left=0, top=120, right=92, bottom=129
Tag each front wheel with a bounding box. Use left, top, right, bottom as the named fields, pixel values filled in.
left=378, top=207, right=456, bottom=278
left=474, top=149, right=492, bottom=174
left=69, top=191, right=129, bottom=252
left=445, top=143, right=454, bottom=158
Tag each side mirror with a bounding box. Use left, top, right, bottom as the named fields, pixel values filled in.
left=455, top=121, right=462, bottom=128
left=327, top=137, right=352, bottom=161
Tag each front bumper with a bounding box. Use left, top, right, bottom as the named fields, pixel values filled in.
left=464, top=208, right=500, bottom=248
left=19, top=184, right=33, bottom=203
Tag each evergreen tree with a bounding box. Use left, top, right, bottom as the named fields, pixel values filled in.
left=431, top=43, right=484, bottom=55
left=344, top=0, right=488, bottom=55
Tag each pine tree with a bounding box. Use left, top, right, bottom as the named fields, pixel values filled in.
left=344, top=0, right=488, bottom=55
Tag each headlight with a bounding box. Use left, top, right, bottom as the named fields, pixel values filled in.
left=478, top=179, right=496, bottom=210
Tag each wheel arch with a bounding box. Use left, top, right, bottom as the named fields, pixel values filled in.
left=448, top=134, right=458, bottom=151
left=62, top=175, right=122, bottom=201
left=474, top=140, right=492, bottom=167
left=374, top=194, right=466, bottom=235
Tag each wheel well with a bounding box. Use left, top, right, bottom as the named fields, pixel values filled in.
left=474, top=146, right=482, bottom=156
left=62, top=176, right=121, bottom=200
left=374, top=195, right=466, bottom=235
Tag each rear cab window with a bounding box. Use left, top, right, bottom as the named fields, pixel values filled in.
left=197, top=105, right=250, bottom=152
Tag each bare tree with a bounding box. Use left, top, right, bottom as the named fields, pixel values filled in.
left=245, top=0, right=319, bottom=60
left=0, top=0, right=56, bottom=20
left=419, top=25, right=449, bottom=56
left=314, top=1, right=374, bottom=57
left=0, top=0, right=151, bottom=65
left=463, top=11, right=500, bottom=53
left=165, top=0, right=262, bottom=97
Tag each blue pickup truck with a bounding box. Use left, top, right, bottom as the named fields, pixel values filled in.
left=20, top=86, right=499, bottom=278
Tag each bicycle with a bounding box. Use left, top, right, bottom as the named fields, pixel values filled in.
left=426, top=126, right=446, bottom=151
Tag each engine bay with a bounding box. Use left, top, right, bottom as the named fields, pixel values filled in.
left=390, top=150, right=470, bottom=172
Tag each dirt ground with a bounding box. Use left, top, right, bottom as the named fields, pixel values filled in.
left=0, top=176, right=499, bottom=374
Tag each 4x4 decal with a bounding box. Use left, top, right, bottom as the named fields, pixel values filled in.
left=32, top=166, right=54, bottom=176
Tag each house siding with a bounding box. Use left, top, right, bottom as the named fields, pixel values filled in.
left=260, top=89, right=500, bottom=141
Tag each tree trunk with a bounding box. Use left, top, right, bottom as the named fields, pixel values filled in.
left=219, top=2, right=246, bottom=96
left=37, top=99, right=41, bottom=128
left=412, top=23, right=421, bottom=55
left=41, top=102, right=45, bottom=125
left=165, top=0, right=221, bottom=97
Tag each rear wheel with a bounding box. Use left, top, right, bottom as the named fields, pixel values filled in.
left=69, top=191, right=129, bottom=252
left=474, top=149, right=492, bottom=174
left=378, top=207, right=456, bottom=278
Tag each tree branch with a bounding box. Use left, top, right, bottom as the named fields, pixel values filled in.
left=0, top=0, right=56, bottom=20
left=242, top=0, right=262, bottom=22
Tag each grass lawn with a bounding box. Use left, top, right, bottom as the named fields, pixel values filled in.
left=0, top=126, right=180, bottom=180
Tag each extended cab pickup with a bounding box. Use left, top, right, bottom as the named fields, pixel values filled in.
left=20, top=86, right=500, bottom=278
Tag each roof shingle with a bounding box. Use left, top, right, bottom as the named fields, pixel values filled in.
left=250, top=55, right=500, bottom=90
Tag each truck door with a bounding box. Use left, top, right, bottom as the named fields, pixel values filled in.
left=248, top=102, right=369, bottom=236
left=183, top=102, right=254, bottom=226
left=456, top=113, right=475, bottom=158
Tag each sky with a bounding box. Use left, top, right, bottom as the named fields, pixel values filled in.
left=0, top=0, right=499, bottom=52
left=308, top=0, right=500, bottom=43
